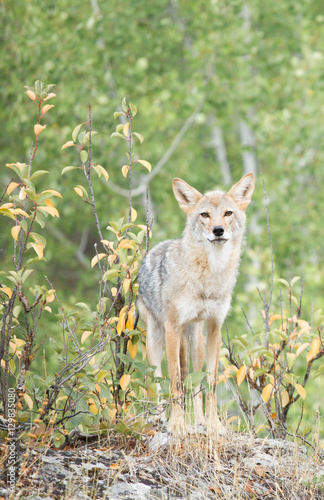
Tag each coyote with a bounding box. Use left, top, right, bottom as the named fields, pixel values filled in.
left=138, top=173, right=255, bottom=434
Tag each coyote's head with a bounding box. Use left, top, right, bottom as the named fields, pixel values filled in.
left=172, top=173, right=255, bottom=246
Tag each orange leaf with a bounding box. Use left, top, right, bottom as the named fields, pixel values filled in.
left=7, top=182, right=20, bottom=195
left=43, top=92, right=56, bottom=101
left=236, top=366, right=247, bottom=386
left=11, top=225, right=21, bottom=241
left=26, top=90, right=36, bottom=101
left=34, top=124, right=46, bottom=136
left=0, top=287, right=12, bottom=299
left=128, top=340, right=138, bottom=360
left=41, top=104, right=55, bottom=116
left=262, top=383, right=273, bottom=403
left=120, top=374, right=131, bottom=391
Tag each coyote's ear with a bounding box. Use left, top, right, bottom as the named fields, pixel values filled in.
left=227, top=173, right=255, bottom=211
left=172, top=178, right=203, bottom=214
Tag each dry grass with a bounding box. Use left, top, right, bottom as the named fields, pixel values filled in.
left=2, top=424, right=323, bottom=499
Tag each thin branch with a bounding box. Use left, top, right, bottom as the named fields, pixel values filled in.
left=104, top=99, right=205, bottom=198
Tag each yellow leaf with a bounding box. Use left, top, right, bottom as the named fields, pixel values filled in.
left=127, top=340, right=138, bottom=360
left=131, top=207, right=137, bottom=222
left=11, top=225, right=21, bottom=241
left=39, top=205, right=60, bottom=217
left=120, top=373, right=131, bottom=391
left=44, top=306, right=52, bottom=313
left=26, top=90, right=37, bottom=101
left=295, top=383, right=306, bottom=400
left=306, top=338, right=321, bottom=362
left=34, top=124, right=46, bottom=136
left=0, top=287, right=12, bottom=298
left=108, top=254, right=116, bottom=265
left=62, top=140, right=75, bottom=149
left=30, top=243, right=43, bottom=259
left=95, top=165, right=109, bottom=181
left=91, top=253, right=107, bottom=268
left=41, top=189, right=62, bottom=198
left=11, top=208, right=30, bottom=218
left=7, top=182, right=20, bottom=195
left=262, top=383, right=273, bottom=403
left=88, top=403, right=98, bottom=415
left=236, top=365, right=247, bottom=386
left=281, top=390, right=290, bottom=407
left=227, top=416, right=239, bottom=424
left=123, top=278, right=131, bottom=295
left=118, top=239, right=135, bottom=249
left=123, top=122, right=130, bottom=137
left=1, top=203, right=14, bottom=209
left=122, top=165, right=129, bottom=178
left=298, top=325, right=312, bottom=337
left=117, top=312, right=126, bottom=335
left=136, top=159, right=152, bottom=172
left=296, top=343, right=309, bottom=357
left=81, top=331, right=93, bottom=344
left=41, top=104, right=55, bottom=116
left=23, top=393, right=34, bottom=410
left=74, top=187, right=83, bottom=198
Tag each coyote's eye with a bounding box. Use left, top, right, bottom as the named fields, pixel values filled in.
left=200, top=212, right=210, bottom=218
left=224, top=211, right=233, bottom=217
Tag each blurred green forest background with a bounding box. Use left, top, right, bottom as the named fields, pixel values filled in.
left=1, top=0, right=324, bottom=430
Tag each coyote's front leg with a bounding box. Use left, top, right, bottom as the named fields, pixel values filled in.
left=205, top=319, right=226, bottom=435
left=165, top=319, right=186, bottom=435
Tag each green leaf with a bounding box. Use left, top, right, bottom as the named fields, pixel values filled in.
left=72, top=123, right=83, bottom=142
left=102, top=269, right=121, bottom=281
left=132, top=132, right=144, bottom=143
left=80, top=150, right=88, bottom=164
left=19, top=219, right=28, bottom=232
left=62, top=166, right=80, bottom=175
left=290, top=276, right=301, bottom=288
left=21, top=269, right=34, bottom=283
left=76, top=302, right=91, bottom=312
left=117, top=352, right=130, bottom=364
left=278, top=278, right=289, bottom=288
left=114, top=111, right=125, bottom=119
left=0, top=208, right=15, bottom=220
left=111, top=132, right=126, bottom=140
left=184, top=371, right=205, bottom=390
left=30, top=170, right=49, bottom=181
left=130, top=103, right=137, bottom=117
left=121, top=97, right=128, bottom=113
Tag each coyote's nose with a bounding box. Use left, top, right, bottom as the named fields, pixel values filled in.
left=212, top=226, right=224, bottom=237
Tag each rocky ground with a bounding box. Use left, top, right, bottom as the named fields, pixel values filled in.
left=1, top=428, right=323, bottom=499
